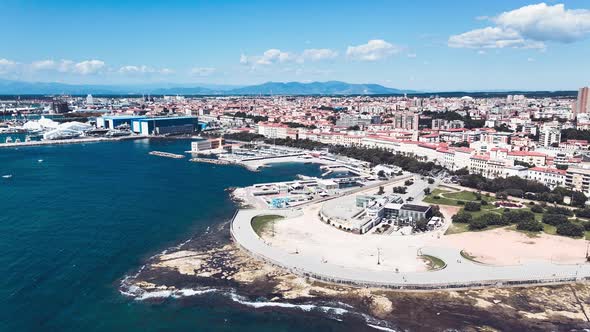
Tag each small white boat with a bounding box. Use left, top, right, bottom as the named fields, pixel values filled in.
left=2, top=174, right=13, bottom=178
left=38, top=159, right=43, bottom=163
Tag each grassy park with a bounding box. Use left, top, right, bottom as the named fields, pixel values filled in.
left=251, top=214, right=284, bottom=237
left=425, top=188, right=590, bottom=240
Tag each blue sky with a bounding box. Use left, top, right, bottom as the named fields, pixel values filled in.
left=0, top=0, right=589, bottom=91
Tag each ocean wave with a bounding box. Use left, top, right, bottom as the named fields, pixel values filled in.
left=121, top=282, right=398, bottom=331
left=228, top=292, right=349, bottom=316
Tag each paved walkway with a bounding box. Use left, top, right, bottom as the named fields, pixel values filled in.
left=231, top=208, right=590, bottom=289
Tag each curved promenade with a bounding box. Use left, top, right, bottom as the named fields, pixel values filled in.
left=231, top=208, right=590, bottom=290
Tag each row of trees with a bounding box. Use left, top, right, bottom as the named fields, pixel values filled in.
left=231, top=111, right=268, bottom=123
left=263, top=138, right=444, bottom=175
left=458, top=174, right=588, bottom=207
left=453, top=210, right=543, bottom=232
left=561, top=128, right=590, bottom=142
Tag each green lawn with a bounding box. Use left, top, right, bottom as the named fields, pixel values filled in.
left=423, top=195, right=460, bottom=206
left=542, top=223, right=557, bottom=235
left=421, top=255, right=446, bottom=270
left=460, top=250, right=484, bottom=263
left=251, top=214, right=284, bottom=237
left=423, top=190, right=496, bottom=206
left=443, top=191, right=495, bottom=203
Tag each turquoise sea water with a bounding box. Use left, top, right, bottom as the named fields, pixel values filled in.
left=0, top=139, right=368, bottom=332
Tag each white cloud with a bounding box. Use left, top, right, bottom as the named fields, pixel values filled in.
left=159, top=68, right=174, bottom=75
left=190, top=67, right=216, bottom=76
left=448, top=26, right=546, bottom=49
left=118, top=65, right=155, bottom=74
left=495, top=3, right=590, bottom=43
left=0, top=58, right=18, bottom=74
left=300, top=48, right=338, bottom=61
left=241, top=47, right=338, bottom=66
left=346, top=39, right=401, bottom=61
left=241, top=49, right=293, bottom=66
left=57, top=60, right=74, bottom=73
left=407, top=53, right=417, bottom=58
left=31, top=60, right=57, bottom=71
left=119, top=65, right=175, bottom=76
left=73, top=60, right=105, bottom=75
left=449, top=3, right=590, bottom=50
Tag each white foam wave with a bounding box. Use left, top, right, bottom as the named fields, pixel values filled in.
left=172, top=288, right=218, bottom=298
left=228, top=292, right=348, bottom=315
left=137, top=290, right=174, bottom=300
left=367, top=324, right=397, bottom=332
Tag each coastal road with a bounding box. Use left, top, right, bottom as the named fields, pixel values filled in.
left=231, top=208, right=590, bottom=289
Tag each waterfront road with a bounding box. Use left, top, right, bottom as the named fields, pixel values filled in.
left=231, top=209, right=590, bottom=289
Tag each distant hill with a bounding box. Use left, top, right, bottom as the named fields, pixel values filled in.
left=227, top=81, right=415, bottom=95
left=0, top=79, right=415, bottom=95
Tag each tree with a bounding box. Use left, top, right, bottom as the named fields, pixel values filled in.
left=576, top=208, right=590, bottom=218
left=393, top=186, right=407, bottom=194
left=377, top=186, right=385, bottom=195
left=542, top=213, right=569, bottom=226
left=517, top=219, right=543, bottom=232
left=545, top=206, right=574, bottom=216
left=430, top=205, right=443, bottom=218
left=502, top=210, right=535, bottom=225
left=423, top=188, right=431, bottom=195
left=377, top=170, right=386, bottom=178
left=464, top=202, right=481, bottom=212
left=415, top=218, right=429, bottom=232
left=452, top=211, right=472, bottom=224
left=469, top=218, right=488, bottom=230
left=477, top=213, right=505, bottom=226
left=514, top=160, right=535, bottom=168
left=556, top=222, right=584, bottom=237
left=427, top=178, right=435, bottom=184
left=404, top=179, right=414, bottom=186
left=495, top=191, right=508, bottom=200
left=531, top=205, right=544, bottom=213
left=505, top=188, right=524, bottom=198
left=454, top=168, right=469, bottom=176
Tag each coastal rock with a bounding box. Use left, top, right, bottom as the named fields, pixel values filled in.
left=153, top=250, right=204, bottom=275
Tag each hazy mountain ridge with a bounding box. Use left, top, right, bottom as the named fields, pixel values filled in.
left=0, top=79, right=414, bottom=95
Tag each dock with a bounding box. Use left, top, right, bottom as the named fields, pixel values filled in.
left=149, top=151, right=186, bottom=159
left=189, top=157, right=234, bottom=165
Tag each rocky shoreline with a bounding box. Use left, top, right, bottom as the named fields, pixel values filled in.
left=120, top=214, right=590, bottom=331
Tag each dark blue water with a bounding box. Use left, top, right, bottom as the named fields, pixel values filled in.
left=0, top=139, right=357, bottom=332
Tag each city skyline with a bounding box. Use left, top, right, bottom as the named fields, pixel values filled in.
left=1, top=1, right=589, bottom=91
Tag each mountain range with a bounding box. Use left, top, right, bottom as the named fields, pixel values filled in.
left=0, top=79, right=415, bottom=95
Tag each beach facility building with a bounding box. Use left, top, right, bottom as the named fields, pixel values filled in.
left=131, top=116, right=199, bottom=136
left=97, top=115, right=146, bottom=129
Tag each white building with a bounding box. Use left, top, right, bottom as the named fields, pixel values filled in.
left=527, top=167, right=566, bottom=189
left=539, top=128, right=561, bottom=147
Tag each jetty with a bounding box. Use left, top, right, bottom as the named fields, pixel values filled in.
left=189, top=157, right=234, bottom=165
left=149, top=151, right=186, bottom=159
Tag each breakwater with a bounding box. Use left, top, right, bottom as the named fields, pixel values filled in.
left=189, top=157, right=235, bottom=165
left=149, top=151, right=186, bottom=159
